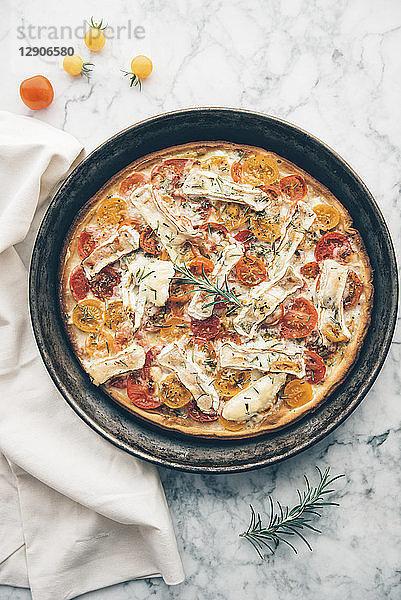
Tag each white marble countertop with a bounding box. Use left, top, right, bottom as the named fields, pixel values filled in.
left=1, top=0, right=401, bottom=598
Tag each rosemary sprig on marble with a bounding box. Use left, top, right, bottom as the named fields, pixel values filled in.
left=173, top=262, right=242, bottom=314
left=240, top=467, right=344, bottom=559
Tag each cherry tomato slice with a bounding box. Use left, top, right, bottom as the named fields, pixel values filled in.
left=104, top=301, right=127, bottom=331
left=201, top=156, right=231, bottom=176
left=249, top=213, right=281, bottom=243
left=85, top=329, right=114, bottom=358
left=282, top=379, right=313, bottom=408
left=108, top=375, right=127, bottom=389
left=315, top=231, right=352, bottom=262
left=72, top=299, right=104, bottom=333
left=96, top=197, right=127, bottom=228
left=234, top=230, right=254, bottom=246
left=151, top=158, right=192, bottom=192
left=159, top=317, right=189, bottom=341
left=90, top=266, right=121, bottom=300
left=214, top=368, right=252, bottom=398
left=187, top=399, right=218, bottom=422
left=304, top=350, right=326, bottom=384
left=188, top=256, right=214, bottom=276
left=218, top=202, right=248, bottom=230
left=69, top=265, right=89, bottom=302
left=242, top=156, right=279, bottom=186
left=280, top=175, right=307, bottom=202
left=280, top=297, right=318, bottom=339
left=77, top=227, right=97, bottom=259
left=127, top=374, right=162, bottom=410
left=190, top=315, right=222, bottom=340
left=313, top=203, right=340, bottom=231
left=119, top=172, right=148, bottom=197
left=159, top=374, right=192, bottom=408
left=300, top=261, right=320, bottom=279
left=139, top=226, right=162, bottom=256
left=235, top=255, right=267, bottom=287
left=231, top=161, right=242, bottom=183
left=343, top=270, right=363, bottom=309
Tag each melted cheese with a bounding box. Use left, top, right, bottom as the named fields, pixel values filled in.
left=269, top=201, right=315, bottom=278
left=87, top=342, right=145, bottom=385
left=316, top=259, right=351, bottom=341
left=187, top=242, right=243, bottom=320
left=130, top=185, right=201, bottom=261
left=182, top=169, right=269, bottom=211
left=82, top=225, right=139, bottom=278
left=218, top=341, right=305, bottom=377
left=234, top=266, right=303, bottom=338
left=121, top=254, right=175, bottom=330
left=157, top=343, right=219, bottom=412
left=221, top=373, right=286, bottom=422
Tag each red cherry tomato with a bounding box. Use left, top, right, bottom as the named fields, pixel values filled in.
left=304, top=350, right=326, bottom=384
left=69, top=265, right=89, bottom=301
left=119, top=172, right=148, bottom=196
left=235, top=255, right=267, bottom=287
left=300, top=261, right=320, bottom=279
left=20, top=75, right=54, bottom=110
left=151, top=158, right=192, bottom=192
left=77, top=228, right=97, bottom=259
left=127, top=373, right=162, bottom=410
left=343, top=270, right=363, bottom=309
left=187, top=399, right=218, bottom=422
left=139, top=226, right=162, bottom=256
left=90, top=266, right=121, bottom=300
left=279, top=175, right=307, bottom=202
left=231, top=161, right=242, bottom=183
left=190, top=315, right=222, bottom=340
left=280, top=297, right=318, bottom=339
left=315, top=231, right=352, bottom=262
left=108, top=375, right=127, bottom=389
left=234, top=230, right=254, bottom=246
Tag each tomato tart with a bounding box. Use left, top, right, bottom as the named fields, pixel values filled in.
left=60, top=142, right=373, bottom=438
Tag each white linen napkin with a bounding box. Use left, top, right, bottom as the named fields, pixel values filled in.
left=0, top=111, right=184, bottom=600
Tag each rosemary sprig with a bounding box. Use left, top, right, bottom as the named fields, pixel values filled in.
left=173, top=262, right=242, bottom=315
left=240, top=466, right=344, bottom=559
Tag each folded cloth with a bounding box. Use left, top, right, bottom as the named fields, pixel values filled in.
left=0, top=112, right=184, bottom=600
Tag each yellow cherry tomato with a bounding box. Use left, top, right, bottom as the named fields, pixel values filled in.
left=218, top=202, right=248, bottom=230
left=201, top=156, right=231, bottom=176
left=104, top=301, right=127, bottom=331
left=96, top=197, right=127, bottom=228
left=213, top=368, right=252, bottom=399
left=249, top=212, right=281, bottom=242
left=283, top=379, right=313, bottom=408
left=84, top=18, right=106, bottom=52
left=63, top=55, right=93, bottom=79
left=85, top=329, right=114, bottom=358
left=218, top=416, right=247, bottom=431
left=242, top=155, right=279, bottom=186
left=131, top=55, right=153, bottom=78
left=159, top=317, right=189, bottom=342
left=313, top=204, right=340, bottom=231
left=72, top=299, right=104, bottom=332
left=159, top=374, right=192, bottom=408
left=322, top=321, right=349, bottom=343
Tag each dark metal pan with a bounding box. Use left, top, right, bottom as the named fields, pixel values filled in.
left=29, top=109, right=398, bottom=473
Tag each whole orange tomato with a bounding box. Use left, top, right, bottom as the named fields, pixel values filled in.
left=20, top=75, right=54, bottom=110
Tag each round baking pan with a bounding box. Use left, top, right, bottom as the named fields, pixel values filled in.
left=29, top=109, right=398, bottom=473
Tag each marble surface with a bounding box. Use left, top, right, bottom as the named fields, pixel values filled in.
left=1, top=0, right=401, bottom=598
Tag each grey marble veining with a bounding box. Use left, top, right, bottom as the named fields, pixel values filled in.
left=1, top=0, right=401, bottom=598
